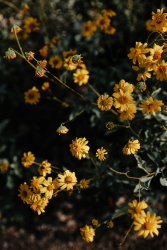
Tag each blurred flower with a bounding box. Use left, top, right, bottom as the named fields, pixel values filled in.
left=20, top=2, right=29, bottom=13
left=49, top=55, right=62, bottom=69
left=118, top=105, right=136, bottom=120
left=104, top=25, right=116, bottom=34
left=113, top=79, right=134, bottom=93
left=95, top=14, right=110, bottom=30
left=21, top=152, right=35, bottom=168
left=25, top=51, right=35, bottom=61
left=38, top=160, right=52, bottom=176
left=107, top=221, right=114, bottom=228
left=145, top=19, right=156, bottom=31
left=40, top=177, right=55, bottom=199
left=56, top=124, right=69, bottom=135
left=30, top=196, right=49, bottom=215
left=64, top=56, right=77, bottom=70
left=122, top=139, right=140, bottom=155
left=113, top=90, right=135, bottom=112
left=11, top=24, right=22, bottom=34
left=106, top=121, right=115, bottom=130
left=128, top=199, right=148, bottom=218
left=80, top=225, right=95, bottom=242
left=133, top=211, right=163, bottom=238
left=35, top=66, right=46, bottom=78
left=18, top=182, right=32, bottom=204
left=82, top=20, right=97, bottom=37
left=127, top=42, right=150, bottom=64
left=92, top=219, right=98, bottom=226
left=37, top=59, right=47, bottom=69
left=0, top=161, right=9, bottom=171
left=63, top=49, right=77, bottom=58
left=24, top=86, right=40, bottom=105
left=73, top=69, right=89, bottom=86
left=97, top=94, right=113, bottom=111
left=153, top=60, right=167, bottom=81
left=151, top=8, right=167, bottom=33
left=80, top=179, right=89, bottom=189
left=57, top=170, right=77, bottom=190
left=3, top=48, right=16, bottom=59
left=96, top=147, right=108, bottom=161
left=39, top=45, right=48, bottom=57
left=102, top=9, right=116, bottom=17
left=69, top=137, right=90, bottom=160
left=23, top=17, right=40, bottom=33
left=41, top=82, right=50, bottom=90
left=139, top=97, right=164, bottom=115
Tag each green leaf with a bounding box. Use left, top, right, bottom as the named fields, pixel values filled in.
left=151, top=88, right=161, bottom=98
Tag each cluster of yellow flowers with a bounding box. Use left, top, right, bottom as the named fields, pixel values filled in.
left=82, top=9, right=116, bottom=37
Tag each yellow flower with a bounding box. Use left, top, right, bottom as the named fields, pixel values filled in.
left=118, top=105, right=136, bottom=120
left=38, top=160, right=52, bottom=176
left=102, top=9, right=116, bottom=17
left=127, top=42, right=150, bottom=64
left=57, top=170, right=77, bottom=191
left=151, top=8, right=167, bottom=33
left=23, top=17, right=40, bottom=33
left=122, top=139, right=140, bottom=155
left=40, top=177, right=55, bottom=199
left=64, top=56, right=77, bottom=70
left=80, top=179, right=89, bottom=189
left=63, top=49, right=77, bottom=58
left=35, top=66, right=46, bottom=78
left=113, top=79, right=134, bottom=93
left=73, top=69, right=89, bottom=86
left=139, top=97, right=164, bottom=115
left=104, top=26, right=116, bottom=35
left=106, top=121, right=115, bottom=130
left=82, top=20, right=97, bottom=37
left=39, top=45, right=48, bottom=57
left=112, top=90, right=135, bottom=112
left=30, top=196, right=49, bottom=215
left=128, top=199, right=148, bottom=219
left=80, top=225, right=95, bottom=242
left=18, top=182, right=32, bottom=204
left=25, top=51, right=35, bottom=61
left=145, top=19, right=156, bottom=31
left=41, top=82, right=50, bottom=90
left=107, top=221, right=114, bottom=228
left=0, top=161, right=9, bottom=171
left=24, top=86, right=40, bottom=105
left=153, top=60, right=167, bottom=81
left=20, top=3, right=29, bottom=13
left=30, top=176, right=45, bottom=191
left=56, top=124, right=69, bottom=135
left=146, top=44, right=163, bottom=63
left=96, top=147, right=108, bottom=161
left=69, top=137, right=90, bottom=160
left=133, top=211, right=163, bottom=238
left=3, top=48, right=16, bottom=60
left=92, top=219, right=98, bottom=226
left=95, top=14, right=110, bottom=30
left=21, top=152, right=35, bottom=168
left=49, top=55, right=63, bottom=69
left=132, top=63, right=152, bottom=81
left=37, top=59, right=47, bottom=69
left=97, top=94, right=113, bottom=111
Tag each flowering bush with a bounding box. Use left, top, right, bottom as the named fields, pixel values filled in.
left=1, top=0, right=167, bottom=247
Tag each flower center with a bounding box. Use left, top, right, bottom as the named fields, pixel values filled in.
left=65, top=176, right=72, bottom=183
left=101, top=100, right=108, bottom=106
left=119, top=96, right=128, bottom=104
left=28, top=93, right=35, bottom=99
left=22, top=190, right=28, bottom=198
left=47, top=184, right=54, bottom=191
left=159, top=65, right=167, bottom=73
left=100, top=19, right=105, bottom=25
left=144, top=222, right=153, bottom=230
left=85, top=26, right=90, bottom=31
left=134, top=206, right=141, bottom=214
left=134, top=49, right=141, bottom=56
left=73, top=142, right=81, bottom=152
left=78, top=74, right=84, bottom=81
left=148, top=104, right=154, bottom=110
left=153, top=52, right=161, bottom=60
left=155, top=16, right=162, bottom=24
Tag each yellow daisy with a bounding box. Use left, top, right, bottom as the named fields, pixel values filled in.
left=57, top=170, right=77, bottom=191
left=104, top=26, right=116, bottom=35
left=118, top=105, right=136, bottom=120
left=127, top=42, right=150, bottom=64
left=132, top=63, right=152, bottom=81
left=0, top=161, right=9, bottom=171
left=113, top=79, right=134, bottom=93
left=69, top=137, right=90, bottom=160
left=40, top=177, right=55, bottom=199
left=95, top=14, right=110, bottom=30
left=21, top=151, right=35, bottom=168
left=102, top=9, right=116, bottom=17
left=112, top=89, right=135, bottom=112
left=30, top=196, right=49, bottom=215
left=18, top=182, right=32, bottom=204
left=73, top=69, right=89, bottom=86
left=64, top=56, right=77, bottom=70
left=97, top=94, right=113, bottom=111
left=80, top=225, right=95, bottom=242
left=23, top=17, right=40, bottom=33
left=128, top=199, right=148, bottom=219
left=153, top=60, right=167, bottom=81
left=79, top=179, right=90, bottom=189
left=38, top=160, right=52, bottom=176
left=151, top=8, right=167, bottom=33
left=24, top=86, right=40, bottom=104
left=139, top=97, right=164, bottom=115
left=145, top=19, right=156, bottom=31
left=96, top=147, right=108, bottom=161
left=82, top=20, right=97, bottom=37
left=49, top=55, right=62, bottom=69
left=122, top=139, right=140, bottom=155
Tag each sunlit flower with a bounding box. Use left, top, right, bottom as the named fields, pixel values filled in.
left=80, top=179, right=90, bottom=189
left=95, top=14, right=110, bottom=30
left=30, top=176, right=44, bottom=192
left=82, top=20, right=97, bottom=37
left=11, top=24, right=22, bottom=34
left=38, top=160, right=52, bottom=176
left=3, top=48, right=16, bottom=59
left=73, top=69, right=89, bottom=86
left=133, top=211, right=163, bottom=238
left=122, top=139, right=140, bottom=155
left=113, top=79, right=134, bottom=94
left=23, top=17, right=40, bottom=33
left=128, top=42, right=150, bottom=64
left=97, top=94, right=113, bottom=111
left=106, top=121, right=115, bottom=130
left=118, top=105, right=136, bottom=120
left=92, top=219, right=98, bottom=226
left=132, top=63, right=152, bottom=81
left=24, top=86, right=40, bottom=104
left=128, top=199, right=148, bottom=219
left=18, top=182, right=32, bottom=204
left=30, top=196, right=49, bottom=215
left=39, top=45, right=48, bottom=57
left=104, top=25, right=116, bottom=34
left=0, top=161, right=9, bottom=171
left=49, top=55, right=63, bottom=69
left=40, top=177, right=55, bottom=199
left=80, top=225, right=95, bottom=242
left=57, top=170, right=77, bottom=191
left=146, top=44, right=163, bottom=63
left=112, top=90, right=135, bottom=111
left=145, top=19, right=156, bottom=31
left=41, top=82, right=50, bottom=90
left=64, top=56, right=77, bottom=70
left=69, top=137, right=90, bottom=160
left=151, top=8, right=167, bottom=33
left=107, top=221, right=114, bottom=228
left=102, top=9, right=116, bottom=17
left=96, top=147, right=108, bottom=161
left=21, top=151, right=35, bottom=168
left=25, top=51, right=35, bottom=61
left=56, top=124, right=69, bottom=135
left=139, top=97, right=164, bottom=115
left=153, top=60, right=167, bottom=81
